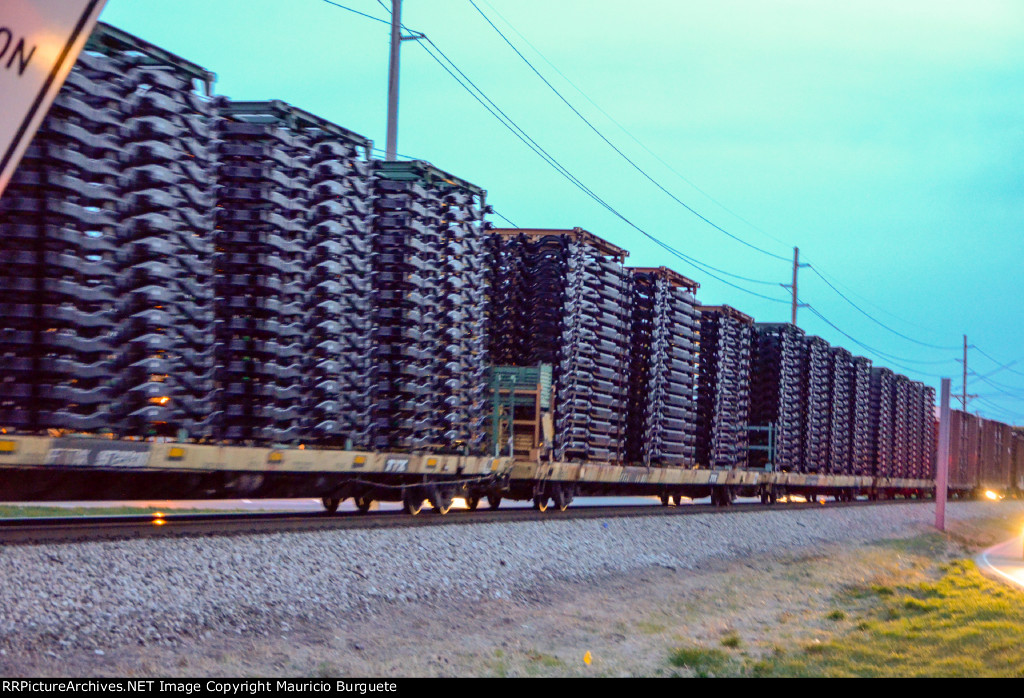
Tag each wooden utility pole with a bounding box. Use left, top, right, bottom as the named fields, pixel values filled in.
left=779, top=247, right=807, bottom=327
left=956, top=334, right=977, bottom=410
left=385, top=0, right=402, bottom=161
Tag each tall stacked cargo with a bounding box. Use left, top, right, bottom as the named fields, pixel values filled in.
left=488, top=229, right=631, bottom=462
left=905, top=381, right=924, bottom=479
left=626, top=268, right=700, bottom=466
left=485, top=231, right=529, bottom=366
left=849, top=356, right=873, bottom=475
left=293, top=108, right=373, bottom=446
left=892, top=375, right=912, bottom=478
left=921, top=386, right=937, bottom=479
left=695, top=305, right=753, bottom=469
left=827, top=347, right=853, bottom=474
left=0, top=49, right=121, bottom=433
left=0, top=23, right=220, bottom=437
left=802, top=336, right=831, bottom=473
left=869, top=367, right=896, bottom=477
left=214, top=101, right=317, bottom=443
left=371, top=161, right=490, bottom=454
left=751, top=323, right=806, bottom=471
left=106, top=28, right=220, bottom=438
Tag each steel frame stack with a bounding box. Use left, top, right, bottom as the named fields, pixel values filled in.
left=801, top=336, right=831, bottom=473
left=0, top=24, right=220, bottom=437
left=921, top=386, right=937, bottom=479
left=827, top=347, right=853, bottom=474
left=214, top=101, right=338, bottom=443
left=627, top=268, right=700, bottom=467
left=288, top=105, right=373, bottom=446
left=695, top=305, right=753, bottom=469
left=751, top=323, right=806, bottom=471
left=849, top=356, right=873, bottom=475
left=488, top=229, right=631, bottom=462
left=370, top=161, right=490, bottom=454
left=905, top=381, right=925, bottom=479
left=869, top=367, right=896, bottom=477
left=0, top=50, right=120, bottom=433
left=110, top=30, right=219, bottom=438
left=891, top=375, right=913, bottom=479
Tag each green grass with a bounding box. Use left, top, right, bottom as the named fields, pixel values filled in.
left=0, top=504, right=230, bottom=518
left=720, top=632, right=742, bottom=648
left=753, top=560, right=1024, bottom=677
left=668, top=646, right=736, bottom=677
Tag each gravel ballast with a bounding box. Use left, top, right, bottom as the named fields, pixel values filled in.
left=0, top=500, right=1017, bottom=654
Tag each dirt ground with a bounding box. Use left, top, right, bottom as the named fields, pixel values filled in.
left=2, top=515, right=1017, bottom=678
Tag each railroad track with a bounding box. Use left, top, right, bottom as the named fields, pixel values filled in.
left=0, top=497, right=922, bottom=546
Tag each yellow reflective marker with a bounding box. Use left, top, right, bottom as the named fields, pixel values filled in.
left=583, top=651, right=592, bottom=666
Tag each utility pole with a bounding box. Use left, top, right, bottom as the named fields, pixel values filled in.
left=779, top=247, right=808, bottom=327
left=955, top=334, right=977, bottom=411
left=385, top=0, right=402, bottom=161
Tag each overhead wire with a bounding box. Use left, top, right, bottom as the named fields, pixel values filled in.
left=972, top=346, right=1024, bottom=377
left=803, top=305, right=949, bottom=378
left=323, top=0, right=1015, bottom=416
left=467, top=0, right=793, bottom=264
left=476, top=0, right=793, bottom=251
left=353, top=0, right=789, bottom=302
left=805, top=265, right=958, bottom=350
left=468, top=0, right=984, bottom=365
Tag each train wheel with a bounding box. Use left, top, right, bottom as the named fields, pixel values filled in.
left=355, top=496, right=373, bottom=513
left=660, top=493, right=671, bottom=506
left=553, top=487, right=571, bottom=512
left=321, top=497, right=341, bottom=514
left=431, top=494, right=454, bottom=515
left=533, top=496, right=550, bottom=512
left=671, top=495, right=682, bottom=506
left=466, top=495, right=480, bottom=511
left=403, top=495, right=424, bottom=516
left=487, top=494, right=503, bottom=510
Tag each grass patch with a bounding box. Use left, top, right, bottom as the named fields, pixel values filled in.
left=0, top=505, right=233, bottom=518
left=756, top=559, right=1024, bottom=677
left=635, top=620, right=667, bottom=635
left=669, top=646, right=736, bottom=677
left=825, top=610, right=846, bottom=621
left=720, top=632, right=742, bottom=648
left=525, top=651, right=563, bottom=668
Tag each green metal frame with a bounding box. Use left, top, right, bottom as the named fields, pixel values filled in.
left=748, top=423, right=776, bottom=472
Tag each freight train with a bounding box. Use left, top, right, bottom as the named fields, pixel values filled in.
left=0, top=22, right=1020, bottom=513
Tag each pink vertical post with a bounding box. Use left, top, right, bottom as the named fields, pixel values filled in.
left=936, top=378, right=951, bottom=531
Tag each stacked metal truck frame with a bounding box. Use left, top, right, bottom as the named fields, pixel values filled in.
left=627, top=267, right=701, bottom=466
left=695, top=305, right=753, bottom=469
left=370, top=160, right=491, bottom=454
left=0, top=21, right=953, bottom=484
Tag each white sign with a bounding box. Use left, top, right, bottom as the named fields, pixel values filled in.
left=0, top=0, right=108, bottom=197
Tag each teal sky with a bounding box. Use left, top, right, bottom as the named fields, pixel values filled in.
left=98, top=0, right=1024, bottom=422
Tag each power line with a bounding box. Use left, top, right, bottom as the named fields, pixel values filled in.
left=321, top=0, right=390, bottom=25
left=467, top=0, right=793, bottom=264
left=476, top=0, right=793, bottom=253
left=491, top=207, right=518, bottom=228
left=973, top=396, right=1024, bottom=422
left=972, top=345, right=1024, bottom=377
left=803, top=305, right=949, bottom=378
left=474, top=0, right=971, bottom=356
left=351, top=1, right=788, bottom=302
left=806, top=264, right=958, bottom=350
